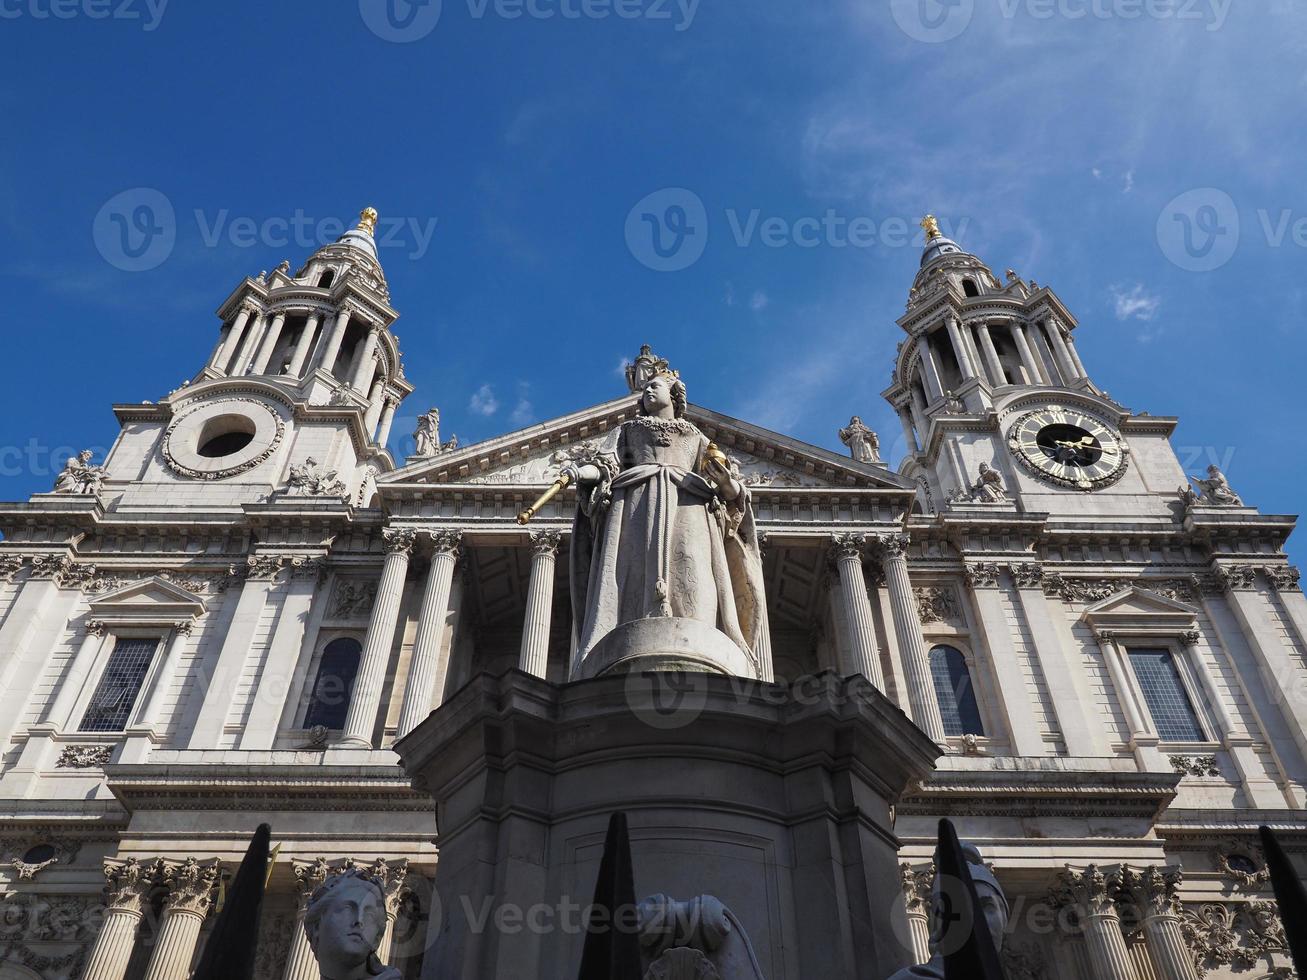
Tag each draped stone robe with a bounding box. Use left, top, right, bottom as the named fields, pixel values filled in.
left=570, top=415, right=769, bottom=677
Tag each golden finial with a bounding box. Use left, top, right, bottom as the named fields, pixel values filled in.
left=357, top=207, right=379, bottom=236
left=920, top=214, right=942, bottom=240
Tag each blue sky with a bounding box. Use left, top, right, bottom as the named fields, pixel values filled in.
left=1, top=1, right=1304, bottom=558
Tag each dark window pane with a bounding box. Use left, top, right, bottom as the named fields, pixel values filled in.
left=1129, top=648, right=1205, bottom=741
left=304, top=637, right=363, bottom=730
left=79, top=638, right=158, bottom=733
left=929, top=645, right=984, bottom=737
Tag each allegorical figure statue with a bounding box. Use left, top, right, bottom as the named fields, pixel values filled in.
left=1190, top=464, right=1244, bottom=506
left=413, top=408, right=442, bottom=457
left=840, top=415, right=881, bottom=464
left=53, top=450, right=106, bottom=495
left=888, top=841, right=1009, bottom=980
left=305, top=870, right=402, bottom=980
left=969, top=462, right=1007, bottom=503
left=564, top=353, right=769, bottom=678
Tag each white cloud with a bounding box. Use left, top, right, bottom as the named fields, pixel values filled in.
left=750, top=290, right=770, bottom=312
left=724, top=281, right=736, bottom=307
left=1110, top=284, right=1161, bottom=323
left=509, top=383, right=534, bottom=426
left=469, top=383, right=500, bottom=416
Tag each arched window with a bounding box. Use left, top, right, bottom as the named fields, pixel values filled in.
left=304, top=637, right=363, bottom=730
left=929, top=644, right=984, bottom=737
left=962, top=278, right=980, bottom=298
left=318, top=269, right=336, bottom=288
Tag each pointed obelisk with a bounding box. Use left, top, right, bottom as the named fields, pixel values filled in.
left=192, top=823, right=271, bottom=980
left=577, top=812, right=643, bottom=980
left=1259, top=825, right=1307, bottom=974
left=937, top=818, right=1007, bottom=980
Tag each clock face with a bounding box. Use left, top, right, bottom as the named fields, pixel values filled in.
left=1006, top=407, right=1128, bottom=490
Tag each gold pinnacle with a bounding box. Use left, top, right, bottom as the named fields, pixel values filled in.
left=920, top=214, right=942, bottom=240
left=357, top=207, right=379, bottom=236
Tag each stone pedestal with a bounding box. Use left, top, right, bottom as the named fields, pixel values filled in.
left=394, top=670, right=940, bottom=980
left=576, top=616, right=757, bottom=679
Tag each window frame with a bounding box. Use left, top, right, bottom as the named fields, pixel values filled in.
left=74, top=629, right=166, bottom=734
left=927, top=640, right=988, bottom=740
left=1122, top=637, right=1215, bottom=746
left=298, top=630, right=366, bottom=731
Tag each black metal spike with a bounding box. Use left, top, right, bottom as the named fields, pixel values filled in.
left=192, top=823, right=271, bottom=980
left=577, top=812, right=643, bottom=980
left=937, top=818, right=1007, bottom=980
left=1259, top=825, right=1307, bottom=974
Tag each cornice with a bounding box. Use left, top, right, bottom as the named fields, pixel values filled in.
left=898, top=768, right=1180, bottom=821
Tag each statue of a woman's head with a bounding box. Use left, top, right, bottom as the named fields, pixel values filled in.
left=304, top=870, right=390, bottom=979
left=639, top=374, right=687, bottom=419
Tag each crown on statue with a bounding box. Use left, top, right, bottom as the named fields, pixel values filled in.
left=625, top=344, right=680, bottom=393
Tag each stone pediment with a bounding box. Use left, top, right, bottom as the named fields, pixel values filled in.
left=1081, top=586, right=1198, bottom=632
left=382, top=397, right=914, bottom=493
left=87, top=576, right=207, bottom=626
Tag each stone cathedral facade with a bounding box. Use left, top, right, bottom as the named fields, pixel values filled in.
left=0, top=209, right=1302, bottom=980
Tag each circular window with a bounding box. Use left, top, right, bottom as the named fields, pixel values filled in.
left=1226, top=854, right=1258, bottom=875
left=197, top=415, right=257, bottom=458
left=163, top=398, right=286, bottom=480
left=22, top=844, right=57, bottom=864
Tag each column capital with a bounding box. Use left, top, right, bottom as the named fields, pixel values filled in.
left=292, top=857, right=333, bottom=910
left=427, top=528, right=464, bottom=557
left=529, top=529, right=563, bottom=558
left=383, top=528, right=419, bottom=556
left=289, top=555, right=330, bottom=582
left=367, top=858, right=410, bottom=917
left=1009, top=561, right=1044, bottom=590
left=1211, top=562, right=1257, bottom=593
left=964, top=561, right=1002, bottom=589
left=1093, top=628, right=1117, bottom=645
left=103, top=858, right=157, bottom=914
left=1119, top=865, right=1183, bottom=919
left=1179, top=628, right=1202, bottom=648
left=1049, top=864, right=1126, bottom=919
left=86, top=619, right=108, bottom=637
left=873, top=532, right=911, bottom=561
left=1265, top=564, right=1302, bottom=593
left=899, top=863, right=935, bottom=914
left=160, top=858, right=221, bottom=917
left=828, top=532, right=867, bottom=564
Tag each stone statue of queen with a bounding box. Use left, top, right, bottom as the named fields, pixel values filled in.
left=562, top=350, right=770, bottom=679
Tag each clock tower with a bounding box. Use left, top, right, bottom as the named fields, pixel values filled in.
left=883, top=216, right=1191, bottom=518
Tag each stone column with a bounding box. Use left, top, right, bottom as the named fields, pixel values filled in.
left=897, top=407, right=920, bottom=455
left=1044, top=318, right=1080, bottom=382
left=376, top=398, right=398, bottom=448
left=519, top=530, right=562, bottom=680
left=45, top=619, right=108, bottom=730
left=945, top=316, right=977, bottom=379
left=370, top=859, right=409, bottom=964
left=251, top=312, right=288, bottom=375
left=829, top=534, right=884, bottom=689
left=211, top=306, right=253, bottom=372
left=1010, top=321, right=1046, bottom=384
left=876, top=534, right=946, bottom=742
left=283, top=859, right=331, bottom=980
left=287, top=313, right=322, bottom=377
left=1123, top=866, right=1198, bottom=980
left=351, top=327, right=381, bottom=391
left=317, top=309, right=352, bottom=375
left=142, top=859, right=219, bottom=980
left=397, top=530, right=462, bottom=739
left=900, top=863, right=934, bottom=965
left=364, top=379, right=387, bottom=438
left=82, top=859, right=155, bottom=980
left=1052, top=866, right=1133, bottom=980
left=230, top=313, right=267, bottom=377
left=342, top=528, right=417, bottom=748
left=1065, top=330, right=1090, bottom=378
left=975, top=322, right=1007, bottom=386
left=908, top=385, right=930, bottom=436
left=918, top=336, right=945, bottom=400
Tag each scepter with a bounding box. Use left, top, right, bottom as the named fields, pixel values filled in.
left=517, top=470, right=573, bottom=525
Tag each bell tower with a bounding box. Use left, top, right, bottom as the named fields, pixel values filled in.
left=883, top=216, right=1189, bottom=518
left=99, top=206, right=414, bottom=508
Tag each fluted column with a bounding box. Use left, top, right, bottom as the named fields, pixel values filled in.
left=918, top=336, right=945, bottom=400
left=397, top=530, right=462, bottom=738
left=975, top=322, right=1006, bottom=385
left=1066, top=331, right=1089, bottom=378
left=351, top=327, right=381, bottom=391
left=897, top=407, right=920, bottom=455
left=211, top=306, right=253, bottom=372
left=364, top=379, right=387, bottom=437
left=900, top=863, right=934, bottom=965
left=1123, top=866, right=1197, bottom=980
left=251, top=312, right=288, bottom=375
left=283, top=859, right=331, bottom=980
left=341, top=528, right=416, bottom=748
left=142, top=859, right=219, bottom=980
left=370, top=859, right=409, bottom=964
left=1052, top=866, right=1134, bottom=980
left=945, top=316, right=977, bottom=379
left=287, top=313, right=322, bottom=377
left=1010, top=321, right=1045, bottom=384
left=876, top=533, right=946, bottom=742
left=317, top=309, right=352, bottom=375
left=828, top=534, right=884, bottom=689
left=230, top=313, right=266, bottom=377
left=83, top=859, right=155, bottom=980
left=1044, top=318, right=1080, bottom=383
left=376, top=398, right=398, bottom=448
left=519, top=530, right=562, bottom=680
